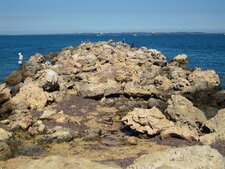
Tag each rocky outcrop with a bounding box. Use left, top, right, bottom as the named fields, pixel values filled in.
left=0, top=128, right=12, bottom=142
left=35, top=69, right=60, bottom=92
left=200, top=108, right=225, bottom=144
left=128, top=146, right=225, bottom=169
left=165, top=95, right=207, bottom=128
left=17, top=156, right=120, bottom=169
left=10, top=81, right=50, bottom=110
left=0, top=142, right=12, bottom=161
left=122, top=107, right=174, bottom=135
left=0, top=83, right=11, bottom=104
left=40, top=126, right=74, bottom=143
left=172, top=54, right=188, bottom=64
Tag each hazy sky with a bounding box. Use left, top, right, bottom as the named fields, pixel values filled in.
left=0, top=0, right=225, bottom=34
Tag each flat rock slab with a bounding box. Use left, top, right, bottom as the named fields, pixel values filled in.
left=128, top=145, right=225, bottom=169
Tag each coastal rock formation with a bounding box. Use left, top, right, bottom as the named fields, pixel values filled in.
left=0, top=83, right=11, bottom=104
left=164, top=95, right=207, bottom=128
left=200, top=108, right=225, bottom=144
left=128, top=146, right=224, bottom=169
left=10, top=81, right=50, bottom=110
left=0, top=142, right=12, bottom=161
left=17, top=156, right=120, bottom=169
left=122, top=107, right=174, bottom=135
left=1, top=40, right=225, bottom=166
left=172, top=54, right=188, bottom=64
left=35, top=69, right=60, bottom=92
left=0, top=128, right=12, bottom=142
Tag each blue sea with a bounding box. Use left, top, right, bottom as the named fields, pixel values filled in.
left=0, top=34, right=225, bottom=89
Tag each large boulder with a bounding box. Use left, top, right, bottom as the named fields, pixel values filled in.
left=188, top=69, right=220, bottom=88
left=122, top=107, right=174, bottom=135
left=161, top=123, right=199, bottom=141
left=128, top=146, right=225, bottom=169
left=0, top=142, right=12, bottom=160
left=0, top=128, right=12, bottom=142
left=10, top=81, right=50, bottom=110
left=165, top=95, right=207, bottom=128
left=0, top=83, right=11, bottom=104
left=78, top=80, right=122, bottom=98
left=35, top=69, right=60, bottom=92
left=17, top=156, right=120, bottom=169
left=172, top=54, right=188, bottom=64
left=200, top=109, right=225, bottom=144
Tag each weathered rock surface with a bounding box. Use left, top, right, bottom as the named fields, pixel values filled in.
left=0, top=142, right=12, bottom=161
left=40, top=126, right=74, bottom=143
left=161, top=123, right=199, bottom=141
left=172, top=54, right=188, bottom=64
left=35, top=69, right=60, bottom=92
left=122, top=107, right=174, bottom=135
left=0, top=128, right=12, bottom=142
left=17, top=156, right=120, bottom=169
left=128, top=146, right=225, bottom=169
left=200, top=108, right=225, bottom=144
left=0, top=83, right=10, bottom=104
left=10, top=81, right=50, bottom=110
left=165, top=95, right=207, bottom=128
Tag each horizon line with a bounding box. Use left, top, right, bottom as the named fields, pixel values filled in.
left=0, top=31, right=225, bottom=36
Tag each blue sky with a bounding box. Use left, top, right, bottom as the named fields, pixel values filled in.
left=0, top=0, right=225, bottom=34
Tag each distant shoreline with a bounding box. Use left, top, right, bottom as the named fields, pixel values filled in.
left=0, top=32, right=225, bottom=36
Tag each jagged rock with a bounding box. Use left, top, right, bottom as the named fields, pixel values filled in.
left=200, top=109, right=225, bottom=144
left=128, top=146, right=224, bottom=169
left=4, top=70, right=23, bottom=85
left=35, top=69, right=60, bottom=92
left=122, top=107, right=174, bottom=135
left=0, top=83, right=10, bottom=104
left=165, top=95, right=207, bottom=128
left=17, top=156, right=120, bottom=169
left=78, top=80, right=122, bottom=98
left=212, top=90, right=225, bottom=106
left=0, top=128, right=12, bottom=142
left=8, top=110, right=34, bottom=130
left=0, top=142, right=12, bottom=161
left=123, top=84, right=160, bottom=98
left=29, top=53, right=44, bottom=63
left=161, top=123, right=199, bottom=141
left=148, top=98, right=167, bottom=112
left=154, top=75, right=173, bottom=90
left=172, top=54, right=188, bottom=64
left=10, top=81, right=50, bottom=110
left=40, top=109, right=57, bottom=120
left=41, top=126, right=74, bottom=143
left=28, top=120, right=46, bottom=135
left=188, top=69, right=220, bottom=88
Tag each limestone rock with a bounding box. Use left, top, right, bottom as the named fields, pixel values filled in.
left=42, top=126, right=74, bottom=143
left=161, top=124, right=199, bottom=141
left=29, top=53, right=44, bottom=63
left=78, top=80, right=122, bottom=98
left=10, top=81, right=50, bottom=110
left=8, top=110, right=34, bottom=130
left=0, top=128, right=12, bottom=142
left=188, top=69, right=220, bottom=88
left=165, top=95, right=207, bottom=128
left=0, top=83, right=11, bottom=104
left=40, top=109, right=57, bottom=120
left=17, top=156, right=120, bottom=169
left=172, top=54, right=188, bottom=64
left=0, top=142, right=12, bottom=161
left=35, top=69, right=60, bottom=92
left=200, top=109, right=225, bottom=144
left=122, top=107, right=174, bottom=135
left=128, top=146, right=225, bottom=169
left=154, top=75, right=173, bottom=90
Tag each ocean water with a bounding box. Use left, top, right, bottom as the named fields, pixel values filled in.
left=0, top=34, right=225, bottom=89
